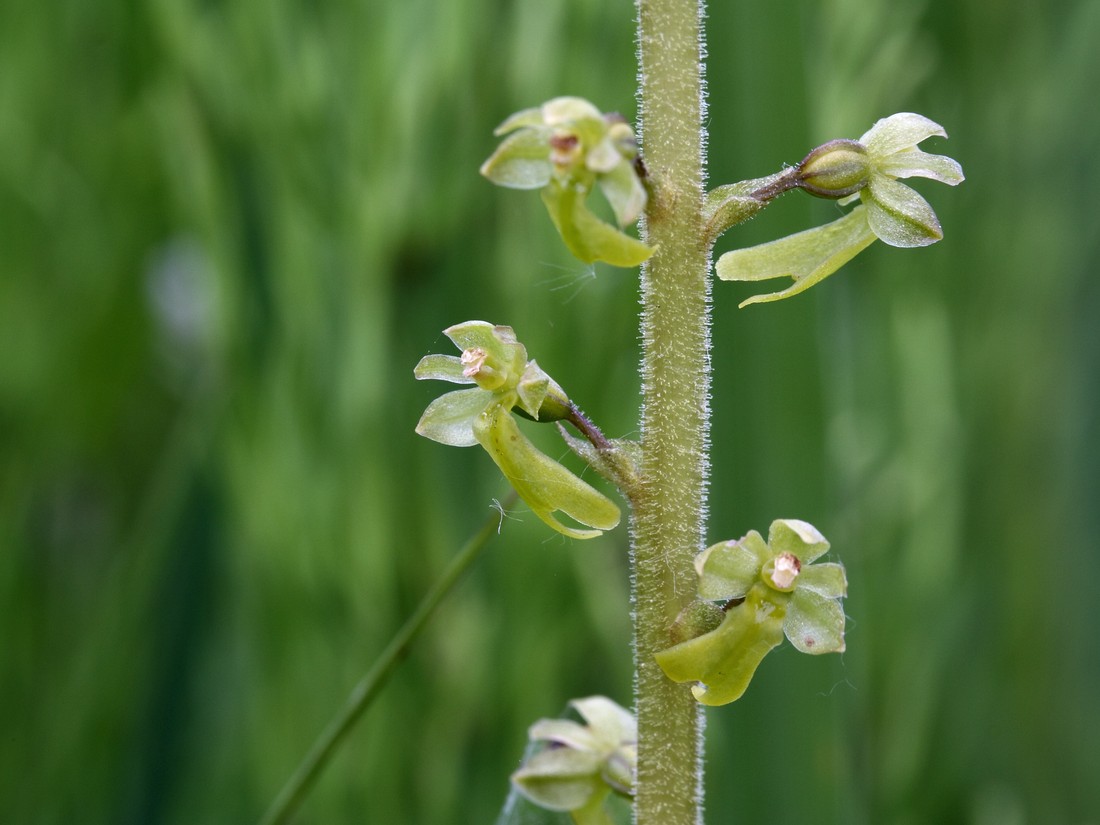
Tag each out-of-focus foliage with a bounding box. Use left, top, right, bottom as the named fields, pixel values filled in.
left=1, top=0, right=1097, bottom=823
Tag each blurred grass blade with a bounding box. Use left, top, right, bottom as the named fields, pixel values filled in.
left=259, top=492, right=518, bottom=825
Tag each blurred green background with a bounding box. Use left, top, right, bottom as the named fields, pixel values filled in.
left=2, top=0, right=1098, bottom=822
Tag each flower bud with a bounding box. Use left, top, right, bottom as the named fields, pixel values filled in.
left=797, top=139, right=870, bottom=199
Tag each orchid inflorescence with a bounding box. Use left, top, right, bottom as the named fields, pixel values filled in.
left=415, top=105, right=961, bottom=772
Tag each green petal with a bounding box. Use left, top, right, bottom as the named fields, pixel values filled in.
left=768, top=519, right=830, bottom=564
left=571, top=696, right=636, bottom=749
left=528, top=719, right=601, bottom=752
left=797, top=562, right=847, bottom=599
left=413, top=353, right=472, bottom=384
left=863, top=178, right=943, bottom=248
left=480, top=127, right=553, bottom=189
left=474, top=404, right=620, bottom=539
left=877, top=148, right=965, bottom=186
left=715, top=206, right=877, bottom=307
left=654, top=584, right=787, bottom=706
left=443, top=320, right=500, bottom=350
left=596, top=158, right=647, bottom=226
left=696, top=531, right=771, bottom=601
left=541, top=97, right=606, bottom=147
left=586, top=136, right=622, bottom=175
left=515, top=360, right=550, bottom=419
left=494, top=106, right=545, bottom=135
left=860, top=112, right=947, bottom=155
left=443, top=321, right=527, bottom=376
left=415, top=387, right=491, bottom=446
left=541, top=180, right=654, bottom=267
left=784, top=587, right=846, bottom=654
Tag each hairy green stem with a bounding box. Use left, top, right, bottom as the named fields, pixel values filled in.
left=258, top=493, right=516, bottom=825
left=633, top=0, right=709, bottom=821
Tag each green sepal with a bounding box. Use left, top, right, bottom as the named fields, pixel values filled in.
left=859, top=111, right=947, bottom=155
left=876, top=147, right=964, bottom=185
left=474, top=403, right=620, bottom=539
left=797, top=562, right=847, bottom=599
left=506, top=365, right=572, bottom=422
left=525, top=697, right=634, bottom=759
left=515, top=361, right=551, bottom=419
left=510, top=362, right=570, bottom=422
left=512, top=746, right=606, bottom=811
left=494, top=106, right=546, bottom=135
left=480, top=126, right=553, bottom=189
left=715, top=205, right=877, bottom=307
left=695, top=530, right=772, bottom=601
left=569, top=695, right=636, bottom=750
left=413, top=353, right=473, bottom=384
left=785, top=587, right=846, bottom=654
left=596, top=158, right=647, bottom=226
left=541, top=180, right=653, bottom=268
left=444, top=321, right=526, bottom=371
left=415, top=387, right=491, bottom=447
left=861, top=177, right=942, bottom=247
left=768, top=518, right=830, bottom=564
left=655, top=583, right=788, bottom=706
left=586, top=136, right=623, bottom=175
left=528, top=718, right=600, bottom=752
left=540, top=98, right=608, bottom=155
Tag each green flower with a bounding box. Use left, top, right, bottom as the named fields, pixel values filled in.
left=717, top=112, right=964, bottom=306
left=655, top=519, right=847, bottom=706
left=415, top=321, right=620, bottom=540
left=850, top=112, right=966, bottom=246
left=480, top=97, right=653, bottom=267
left=511, top=696, right=636, bottom=825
